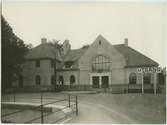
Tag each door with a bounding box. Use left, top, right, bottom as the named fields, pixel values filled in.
left=101, top=76, right=109, bottom=88
left=92, top=76, right=100, bottom=88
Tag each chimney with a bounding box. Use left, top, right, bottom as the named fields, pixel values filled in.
left=62, top=39, right=71, bottom=55
left=124, top=38, right=128, bottom=46
left=41, top=38, right=47, bottom=44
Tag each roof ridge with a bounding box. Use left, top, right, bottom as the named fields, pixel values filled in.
left=113, top=44, right=125, bottom=46
left=70, top=48, right=82, bottom=51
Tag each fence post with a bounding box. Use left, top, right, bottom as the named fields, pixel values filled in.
left=68, top=94, right=71, bottom=107
left=13, top=87, right=16, bottom=102
left=76, top=96, right=78, bottom=116
left=40, top=91, right=44, bottom=123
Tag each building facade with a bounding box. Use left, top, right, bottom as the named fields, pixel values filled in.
left=15, top=35, right=159, bottom=92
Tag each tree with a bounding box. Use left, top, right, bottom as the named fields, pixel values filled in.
left=1, top=15, right=29, bottom=92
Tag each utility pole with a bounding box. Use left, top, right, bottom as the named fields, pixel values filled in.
left=154, top=73, right=157, bottom=95
left=40, top=90, right=44, bottom=123
left=54, top=59, right=57, bottom=91
left=141, top=73, right=144, bottom=94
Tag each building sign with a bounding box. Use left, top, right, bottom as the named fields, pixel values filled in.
left=137, top=67, right=162, bottom=73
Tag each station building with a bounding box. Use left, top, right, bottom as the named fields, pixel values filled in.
left=16, top=35, right=159, bottom=92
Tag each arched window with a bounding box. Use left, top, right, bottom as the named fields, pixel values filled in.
left=143, top=73, right=151, bottom=84
left=51, top=75, right=56, bottom=85
left=92, top=55, right=110, bottom=72
left=18, top=75, right=23, bottom=88
left=129, top=73, right=137, bottom=84
left=36, top=75, right=40, bottom=85
left=59, top=76, right=64, bottom=85
left=70, top=75, right=75, bottom=84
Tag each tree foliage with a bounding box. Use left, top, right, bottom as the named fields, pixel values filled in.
left=2, top=15, right=29, bottom=90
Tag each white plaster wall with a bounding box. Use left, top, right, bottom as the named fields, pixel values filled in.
left=22, top=59, right=53, bottom=86
left=112, top=68, right=126, bottom=84
left=79, top=70, right=90, bottom=85
left=78, top=35, right=126, bottom=85
left=125, top=67, right=155, bottom=84
left=57, top=70, right=79, bottom=85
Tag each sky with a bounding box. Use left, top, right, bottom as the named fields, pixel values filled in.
left=2, top=1, right=166, bottom=67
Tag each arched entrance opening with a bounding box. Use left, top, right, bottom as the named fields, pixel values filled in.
left=59, top=76, right=64, bottom=85
left=70, top=75, right=75, bottom=85
left=129, top=73, right=137, bottom=84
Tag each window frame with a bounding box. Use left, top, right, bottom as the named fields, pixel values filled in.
left=129, top=73, right=137, bottom=84
left=59, top=76, right=64, bottom=85
left=70, top=75, right=75, bottom=85
left=143, top=73, right=151, bottom=84
left=92, top=55, right=111, bottom=72
left=65, top=61, right=73, bottom=69
left=35, top=75, right=41, bottom=85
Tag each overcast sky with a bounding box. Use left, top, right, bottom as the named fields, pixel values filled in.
left=2, top=2, right=166, bottom=67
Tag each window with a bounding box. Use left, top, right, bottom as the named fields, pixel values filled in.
left=51, top=60, right=54, bottom=68
left=143, top=73, right=151, bottom=84
left=18, top=75, right=23, bottom=88
left=92, top=55, right=110, bottom=72
left=65, top=62, right=73, bottom=68
left=129, top=73, right=137, bottom=84
left=36, top=60, right=40, bottom=67
left=70, top=75, right=75, bottom=84
left=59, top=76, right=64, bottom=85
left=35, top=75, right=40, bottom=85
left=51, top=75, right=56, bottom=85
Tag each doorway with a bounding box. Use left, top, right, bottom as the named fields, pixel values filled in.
left=101, top=76, right=109, bottom=88
left=92, top=75, right=110, bottom=88
left=92, top=76, right=100, bottom=88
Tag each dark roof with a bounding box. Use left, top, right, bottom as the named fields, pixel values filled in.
left=64, top=47, right=89, bottom=62
left=25, top=43, right=62, bottom=61
left=63, top=44, right=158, bottom=67
left=114, top=44, right=158, bottom=67
left=25, top=41, right=158, bottom=67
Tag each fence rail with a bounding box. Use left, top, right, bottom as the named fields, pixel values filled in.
left=1, top=92, right=78, bottom=123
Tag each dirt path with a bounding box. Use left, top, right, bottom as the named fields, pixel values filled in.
left=69, top=101, right=137, bottom=124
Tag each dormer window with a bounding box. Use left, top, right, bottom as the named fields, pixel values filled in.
left=65, top=62, right=73, bottom=68
left=36, top=60, right=40, bottom=67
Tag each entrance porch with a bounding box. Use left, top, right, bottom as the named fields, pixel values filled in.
left=90, top=73, right=111, bottom=88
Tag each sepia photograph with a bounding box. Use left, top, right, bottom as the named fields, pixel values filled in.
left=1, top=0, right=166, bottom=124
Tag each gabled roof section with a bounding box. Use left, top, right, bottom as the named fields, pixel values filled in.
left=114, top=44, right=158, bottom=67
left=25, top=43, right=62, bottom=61
left=64, top=47, right=89, bottom=62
